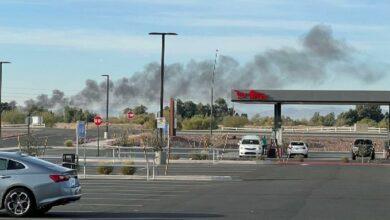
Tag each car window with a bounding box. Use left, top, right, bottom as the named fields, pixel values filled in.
left=242, top=139, right=260, bottom=145
left=291, top=142, right=304, bottom=145
left=0, top=158, right=7, bottom=170
left=7, top=160, right=25, bottom=170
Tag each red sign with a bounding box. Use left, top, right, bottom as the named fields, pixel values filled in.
left=234, top=90, right=268, bottom=100
left=127, top=111, right=135, bottom=120
left=94, top=115, right=103, bottom=126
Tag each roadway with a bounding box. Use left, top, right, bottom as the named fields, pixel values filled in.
left=1, top=163, right=390, bottom=219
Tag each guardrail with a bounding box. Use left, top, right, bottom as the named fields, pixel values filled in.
left=215, top=126, right=389, bottom=133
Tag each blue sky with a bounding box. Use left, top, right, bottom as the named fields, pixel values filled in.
left=0, top=0, right=389, bottom=116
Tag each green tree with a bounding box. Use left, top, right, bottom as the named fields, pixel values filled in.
left=133, top=105, right=147, bottom=115
left=337, top=109, right=358, bottom=126
left=310, top=112, right=323, bottom=126
left=182, top=101, right=197, bottom=118
left=322, top=112, right=336, bottom=126
left=356, top=105, right=384, bottom=122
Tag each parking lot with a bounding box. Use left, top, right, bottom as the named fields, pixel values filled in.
left=1, top=163, right=390, bottom=220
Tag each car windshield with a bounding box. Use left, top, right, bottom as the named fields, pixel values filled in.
left=354, top=139, right=372, bottom=145
left=242, top=139, right=259, bottom=145
left=291, top=142, right=304, bottom=145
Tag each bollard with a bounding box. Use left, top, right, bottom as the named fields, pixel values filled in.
left=146, top=162, right=150, bottom=181
left=152, top=160, right=155, bottom=180
left=212, top=149, right=215, bottom=164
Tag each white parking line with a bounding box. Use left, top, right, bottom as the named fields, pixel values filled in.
left=68, top=203, right=144, bottom=207
left=82, top=197, right=160, bottom=201
left=84, top=193, right=178, bottom=197
left=84, top=189, right=190, bottom=193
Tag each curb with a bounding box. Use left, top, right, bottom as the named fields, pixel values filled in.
left=79, top=174, right=233, bottom=181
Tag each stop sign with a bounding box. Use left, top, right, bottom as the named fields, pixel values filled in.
left=94, top=115, right=103, bottom=126
left=127, top=111, right=135, bottom=120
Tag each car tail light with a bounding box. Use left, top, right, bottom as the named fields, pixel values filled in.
left=50, top=174, right=70, bottom=183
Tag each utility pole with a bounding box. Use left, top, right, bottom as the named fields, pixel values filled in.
left=210, top=50, right=218, bottom=138
left=149, top=32, right=177, bottom=143
left=101, top=74, right=109, bottom=139
left=0, top=61, right=11, bottom=147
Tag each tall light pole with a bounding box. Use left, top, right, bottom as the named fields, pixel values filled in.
left=0, top=61, right=11, bottom=147
left=149, top=32, right=177, bottom=142
left=101, top=74, right=109, bottom=139
left=210, top=50, right=218, bottom=138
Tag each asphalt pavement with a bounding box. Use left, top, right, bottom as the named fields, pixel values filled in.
left=1, top=163, right=390, bottom=219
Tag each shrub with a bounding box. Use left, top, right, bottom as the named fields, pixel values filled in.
left=294, top=155, right=304, bottom=162
left=97, top=163, right=114, bottom=175
left=121, top=161, right=136, bottom=175
left=357, top=118, right=378, bottom=127
left=169, top=154, right=181, bottom=160
left=1, top=110, right=26, bottom=124
left=189, top=153, right=209, bottom=160
left=64, top=140, right=73, bottom=147
left=182, top=115, right=217, bottom=130
left=341, top=157, right=349, bottom=163
left=221, top=116, right=249, bottom=128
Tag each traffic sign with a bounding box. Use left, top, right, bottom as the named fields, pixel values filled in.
left=94, top=115, right=103, bottom=126
left=127, top=111, right=135, bottom=120
left=76, top=121, right=86, bottom=138
left=157, top=117, right=166, bottom=129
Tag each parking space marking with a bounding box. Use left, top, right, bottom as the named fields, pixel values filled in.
left=84, top=189, right=190, bottom=193
left=82, top=197, right=161, bottom=201
left=84, top=192, right=178, bottom=197
left=68, top=203, right=144, bottom=207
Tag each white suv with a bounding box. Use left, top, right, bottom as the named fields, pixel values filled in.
left=238, top=135, right=263, bottom=157
left=287, top=141, right=308, bottom=158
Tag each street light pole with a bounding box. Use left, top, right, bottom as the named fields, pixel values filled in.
left=101, top=74, right=109, bottom=139
left=0, top=61, right=11, bottom=147
left=149, top=32, right=177, bottom=142
left=210, top=50, right=218, bottom=138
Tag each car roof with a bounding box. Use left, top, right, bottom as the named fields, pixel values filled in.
left=0, top=151, right=28, bottom=159
left=0, top=151, right=69, bottom=173
left=241, top=135, right=260, bottom=140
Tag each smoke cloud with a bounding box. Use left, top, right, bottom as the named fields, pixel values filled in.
left=24, top=25, right=385, bottom=113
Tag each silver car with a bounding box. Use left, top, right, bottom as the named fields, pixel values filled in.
left=0, top=152, right=81, bottom=217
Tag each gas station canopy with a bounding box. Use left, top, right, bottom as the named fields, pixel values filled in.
left=231, top=90, right=390, bottom=105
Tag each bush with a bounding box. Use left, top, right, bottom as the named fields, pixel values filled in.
left=40, top=111, right=57, bottom=127
left=97, top=163, right=114, bottom=175
left=357, top=118, right=378, bottom=127
left=294, top=155, right=304, bottom=162
left=169, top=154, right=181, bottom=160
left=189, top=153, right=209, bottom=160
left=341, top=157, right=349, bottom=163
left=64, top=140, right=73, bottom=147
left=121, top=161, right=136, bottom=175
left=1, top=110, right=26, bottom=124
left=182, top=115, right=217, bottom=130
left=221, top=116, right=249, bottom=127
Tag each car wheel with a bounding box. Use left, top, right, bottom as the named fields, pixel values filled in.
left=4, top=188, right=35, bottom=217
left=352, top=153, right=356, bottom=160
left=371, top=151, right=375, bottom=160
left=304, top=154, right=308, bottom=158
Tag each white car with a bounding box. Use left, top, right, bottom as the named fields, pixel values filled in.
left=287, top=141, right=308, bottom=158
left=238, top=135, right=263, bottom=157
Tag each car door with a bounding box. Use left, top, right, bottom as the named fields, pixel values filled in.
left=0, top=158, right=9, bottom=201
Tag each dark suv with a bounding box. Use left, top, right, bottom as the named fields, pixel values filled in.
left=351, top=139, right=375, bottom=160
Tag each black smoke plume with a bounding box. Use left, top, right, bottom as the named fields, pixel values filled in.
left=25, top=25, right=385, bottom=113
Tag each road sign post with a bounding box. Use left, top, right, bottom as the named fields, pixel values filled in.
left=94, top=116, right=103, bottom=157
left=76, top=121, right=86, bottom=156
